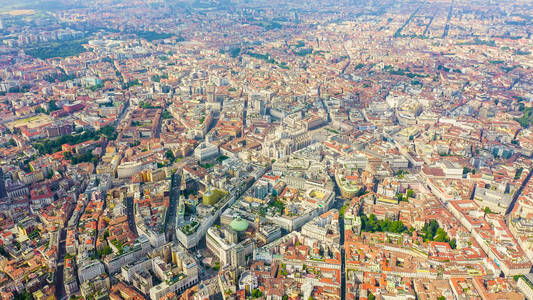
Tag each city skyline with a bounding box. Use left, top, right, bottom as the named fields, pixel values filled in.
left=0, top=0, right=531, bottom=300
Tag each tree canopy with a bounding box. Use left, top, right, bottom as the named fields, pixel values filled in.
left=360, top=214, right=407, bottom=234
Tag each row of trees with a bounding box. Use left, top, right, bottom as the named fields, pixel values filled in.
left=139, top=101, right=161, bottom=109
left=151, top=73, right=169, bottom=82
left=515, top=167, right=524, bottom=179
left=360, top=214, right=457, bottom=249
left=34, top=125, right=117, bottom=155
left=219, top=47, right=241, bottom=58
left=5, top=84, right=32, bottom=94
left=35, top=100, right=60, bottom=114
left=515, top=107, right=532, bottom=128
left=396, top=189, right=414, bottom=202
left=246, top=52, right=289, bottom=69
left=64, top=151, right=98, bottom=166
left=360, top=214, right=408, bottom=234
left=25, top=39, right=87, bottom=60
left=43, top=73, right=76, bottom=83
left=421, top=220, right=457, bottom=249
left=131, top=30, right=173, bottom=42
